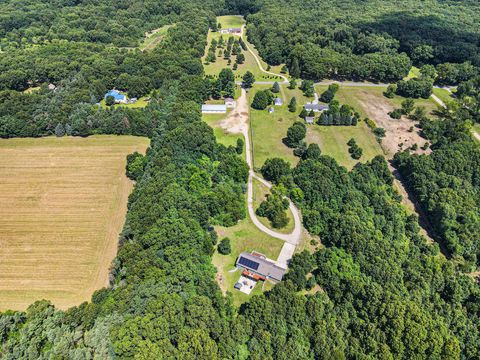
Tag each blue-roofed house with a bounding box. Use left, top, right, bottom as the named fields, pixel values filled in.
left=105, top=90, right=127, bottom=104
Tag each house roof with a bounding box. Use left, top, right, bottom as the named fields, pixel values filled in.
left=274, top=98, right=283, bottom=104
left=304, top=103, right=328, bottom=111
left=305, top=116, right=315, bottom=121
left=202, top=104, right=227, bottom=111
left=236, top=252, right=286, bottom=281
left=105, top=90, right=126, bottom=101
left=224, top=97, right=234, bottom=102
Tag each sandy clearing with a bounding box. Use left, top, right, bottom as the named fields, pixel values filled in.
left=356, top=90, right=430, bottom=157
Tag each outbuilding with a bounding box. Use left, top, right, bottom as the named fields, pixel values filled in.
left=202, top=104, right=227, bottom=113
left=305, top=116, right=315, bottom=124
left=225, top=97, right=236, bottom=108
left=273, top=98, right=283, bottom=106
left=268, top=107, right=274, bottom=113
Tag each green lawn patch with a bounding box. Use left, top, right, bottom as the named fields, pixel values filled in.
left=248, top=85, right=309, bottom=169
left=433, top=87, right=455, bottom=104
left=99, top=96, right=150, bottom=109
left=405, top=66, right=421, bottom=80
left=306, top=122, right=383, bottom=170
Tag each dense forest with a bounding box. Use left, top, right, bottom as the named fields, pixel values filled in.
left=0, top=0, right=479, bottom=358
left=393, top=77, right=480, bottom=269
left=243, top=0, right=480, bottom=82
left=0, top=0, right=218, bottom=138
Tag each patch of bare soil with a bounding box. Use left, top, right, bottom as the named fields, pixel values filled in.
left=356, top=91, right=430, bottom=157
left=219, top=91, right=249, bottom=134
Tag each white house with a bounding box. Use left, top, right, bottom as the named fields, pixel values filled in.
left=304, top=104, right=328, bottom=112
left=225, top=97, right=236, bottom=108
left=202, top=104, right=227, bottom=113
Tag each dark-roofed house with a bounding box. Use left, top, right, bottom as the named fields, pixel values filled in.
left=236, top=252, right=286, bottom=282
left=305, top=116, right=315, bottom=124
left=304, top=104, right=328, bottom=112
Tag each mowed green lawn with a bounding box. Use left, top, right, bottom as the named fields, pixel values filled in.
left=216, top=15, right=244, bottom=28
left=99, top=96, right=150, bottom=109
left=249, top=84, right=311, bottom=169
left=249, top=84, right=383, bottom=170
left=306, top=123, right=384, bottom=170
left=202, top=16, right=283, bottom=82
left=432, top=87, right=455, bottom=104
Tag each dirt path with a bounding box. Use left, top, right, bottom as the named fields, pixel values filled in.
left=219, top=89, right=302, bottom=268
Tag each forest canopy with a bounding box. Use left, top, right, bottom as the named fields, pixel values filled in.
left=244, top=0, right=480, bottom=82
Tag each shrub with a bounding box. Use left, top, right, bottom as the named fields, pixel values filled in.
left=373, top=127, right=386, bottom=137
left=54, top=123, right=65, bottom=137
left=218, top=238, right=231, bottom=255
left=236, top=138, right=244, bottom=154
left=389, top=109, right=402, bottom=119
left=365, top=117, right=377, bottom=129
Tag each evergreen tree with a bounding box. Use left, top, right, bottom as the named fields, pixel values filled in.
left=288, top=97, right=297, bottom=112
left=272, top=82, right=280, bottom=93
left=290, top=57, right=301, bottom=78
left=242, top=71, right=255, bottom=88
left=54, top=123, right=65, bottom=137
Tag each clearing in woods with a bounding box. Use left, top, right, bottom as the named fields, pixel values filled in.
left=140, top=24, right=174, bottom=51
left=0, top=135, right=149, bottom=311
left=202, top=16, right=284, bottom=82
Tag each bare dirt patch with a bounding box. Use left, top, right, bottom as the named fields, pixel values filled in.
left=219, top=93, right=249, bottom=134
left=356, top=90, right=430, bottom=157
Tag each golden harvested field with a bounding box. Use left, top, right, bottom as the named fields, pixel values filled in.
left=0, top=135, right=149, bottom=311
